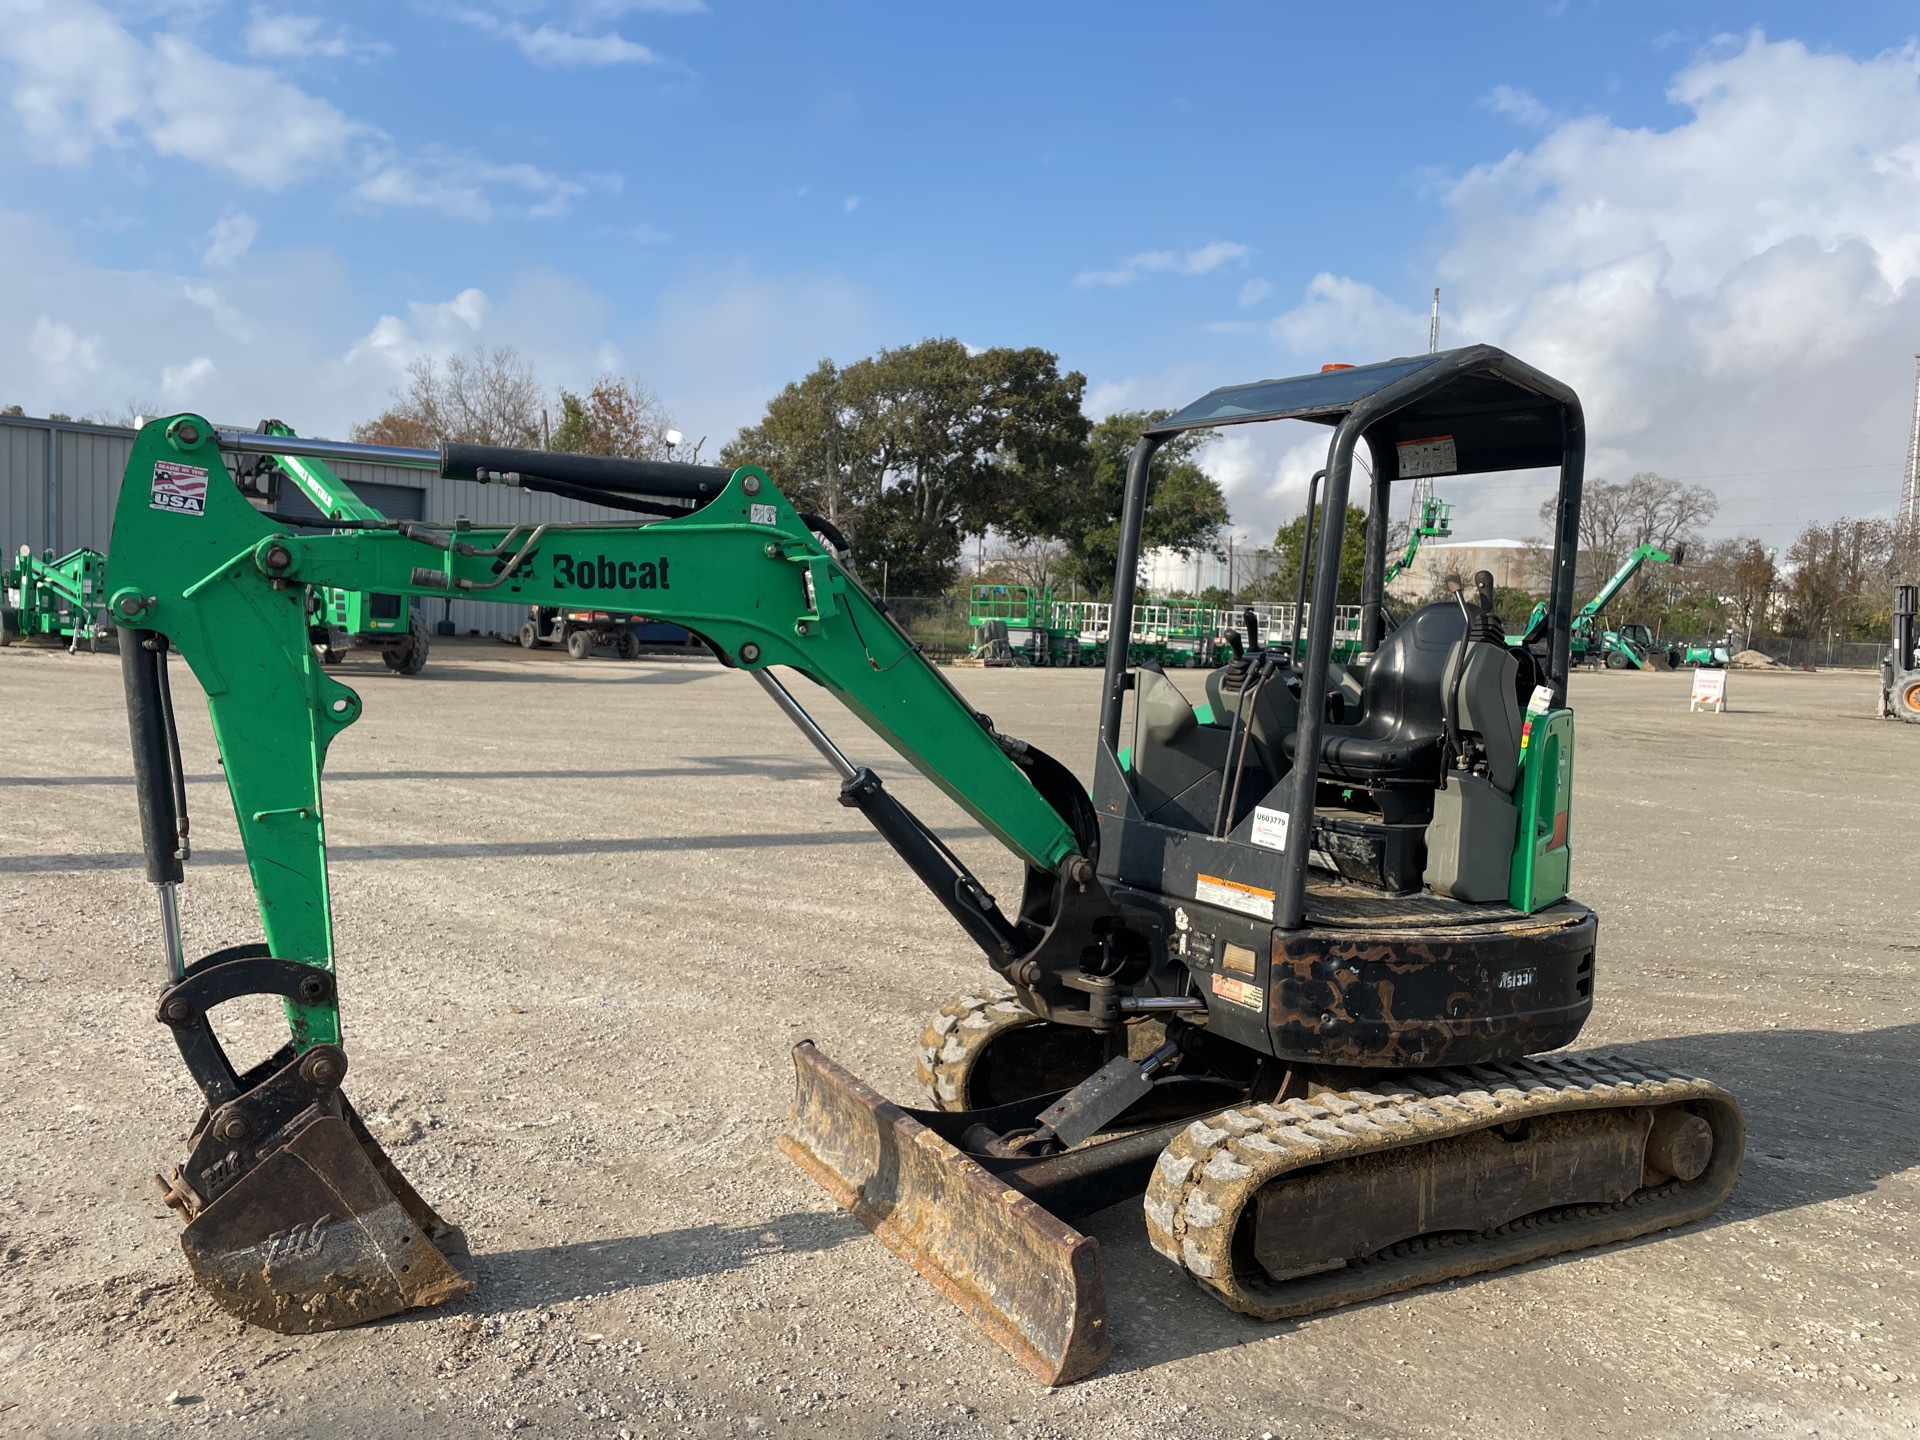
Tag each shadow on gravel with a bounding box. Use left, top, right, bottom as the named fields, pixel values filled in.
left=384, top=664, right=716, bottom=686
left=0, top=826, right=1003, bottom=872
left=0, top=756, right=823, bottom=787
left=472, top=1210, right=857, bottom=1310
left=1082, top=1022, right=1920, bottom=1377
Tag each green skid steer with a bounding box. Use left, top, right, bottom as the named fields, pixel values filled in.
left=99, top=349, right=1743, bottom=1384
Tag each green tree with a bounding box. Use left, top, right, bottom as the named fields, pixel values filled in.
left=1015, top=410, right=1228, bottom=598
left=1267, top=505, right=1369, bottom=604
left=722, top=339, right=1090, bottom=595
left=548, top=374, right=672, bottom=458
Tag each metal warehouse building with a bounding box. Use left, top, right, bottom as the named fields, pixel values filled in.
left=0, top=412, right=644, bottom=638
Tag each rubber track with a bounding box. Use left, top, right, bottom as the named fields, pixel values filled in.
left=1142, top=1051, right=1744, bottom=1320
left=913, top=986, right=1038, bottom=1111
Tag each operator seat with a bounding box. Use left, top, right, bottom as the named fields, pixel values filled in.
left=1277, top=601, right=1469, bottom=790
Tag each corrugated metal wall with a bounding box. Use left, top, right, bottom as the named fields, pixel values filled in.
left=0, top=415, right=647, bottom=636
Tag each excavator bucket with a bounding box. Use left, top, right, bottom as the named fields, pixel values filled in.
left=168, top=1098, right=474, bottom=1333
left=777, top=1041, right=1110, bottom=1386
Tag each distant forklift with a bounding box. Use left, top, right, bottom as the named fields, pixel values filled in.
left=1881, top=584, right=1919, bottom=722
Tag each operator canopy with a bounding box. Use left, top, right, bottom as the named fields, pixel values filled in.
left=1146, top=344, right=1574, bottom=476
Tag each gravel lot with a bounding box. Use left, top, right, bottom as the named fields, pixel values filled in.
left=2, top=642, right=1916, bottom=1439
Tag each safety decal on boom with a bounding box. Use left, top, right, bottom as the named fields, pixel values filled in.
left=150, top=461, right=209, bottom=517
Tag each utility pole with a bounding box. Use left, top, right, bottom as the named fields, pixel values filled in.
left=1902, top=353, right=1920, bottom=530
left=1429, top=288, right=1441, bottom=353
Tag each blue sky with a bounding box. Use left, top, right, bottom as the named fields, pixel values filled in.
left=4, top=1, right=1920, bottom=547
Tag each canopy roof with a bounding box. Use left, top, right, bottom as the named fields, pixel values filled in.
left=1145, top=345, right=1576, bottom=477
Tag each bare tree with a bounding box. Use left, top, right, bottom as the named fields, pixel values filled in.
left=981, top=536, right=1065, bottom=590
left=352, top=346, right=544, bottom=448
left=1541, top=471, right=1717, bottom=623
left=1694, top=537, right=1777, bottom=641
left=1782, top=517, right=1894, bottom=639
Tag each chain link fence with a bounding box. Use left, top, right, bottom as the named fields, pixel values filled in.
left=882, top=595, right=973, bottom=659
left=1728, top=636, right=1887, bottom=670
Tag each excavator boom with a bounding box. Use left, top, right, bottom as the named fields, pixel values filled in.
left=103, top=415, right=1088, bottom=1351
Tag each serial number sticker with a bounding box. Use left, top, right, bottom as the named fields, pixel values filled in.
left=1195, top=873, right=1275, bottom=921
left=1497, top=968, right=1537, bottom=990
left=150, top=460, right=209, bottom=516
left=1211, top=973, right=1263, bottom=1010
left=1250, top=805, right=1290, bottom=852
left=1396, top=434, right=1457, bottom=477
left=749, top=503, right=778, bottom=526
left=1527, top=684, right=1555, bottom=715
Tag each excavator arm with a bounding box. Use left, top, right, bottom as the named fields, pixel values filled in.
left=102, top=414, right=1089, bottom=1341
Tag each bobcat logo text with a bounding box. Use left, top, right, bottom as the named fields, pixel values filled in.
left=550, top=554, right=672, bottom=591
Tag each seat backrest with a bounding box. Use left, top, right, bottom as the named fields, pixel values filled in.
left=1352, top=601, right=1470, bottom=739
left=1442, top=641, right=1523, bottom=793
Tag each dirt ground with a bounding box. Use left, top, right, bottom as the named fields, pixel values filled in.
left=1, top=641, right=1916, bottom=1439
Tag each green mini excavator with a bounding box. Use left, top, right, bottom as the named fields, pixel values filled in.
left=100, top=347, right=1743, bottom=1384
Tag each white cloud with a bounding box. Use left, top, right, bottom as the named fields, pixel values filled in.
left=346, top=288, right=493, bottom=373
left=1201, top=35, right=1920, bottom=547
left=0, top=207, right=877, bottom=466
left=200, top=212, right=258, bottom=269
left=1429, top=32, right=1920, bottom=539
left=0, top=0, right=602, bottom=219
left=183, top=283, right=259, bottom=343
left=514, top=24, right=661, bottom=66
left=1269, top=272, right=1425, bottom=358
left=1237, top=277, right=1274, bottom=308
left=583, top=0, right=708, bottom=13
left=843, top=194, right=860, bottom=213
left=28, top=315, right=103, bottom=383
left=451, top=9, right=672, bottom=68
left=353, top=154, right=607, bottom=222
left=243, top=10, right=392, bottom=62
left=0, top=0, right=360, bottom=184
left=160, top=355, right=216, bottom=399
left=1481, top=84, right=1552, bottom=128
left=1076, top=241, right=1251, bottom=287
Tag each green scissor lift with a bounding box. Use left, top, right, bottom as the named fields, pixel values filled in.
left=1, top=545, right=110, bottom=650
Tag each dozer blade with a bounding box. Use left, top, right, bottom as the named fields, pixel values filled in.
left=778, top=1041, right=1109, bottom=1386
left=176, top=1100, right=474, bottom=1334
